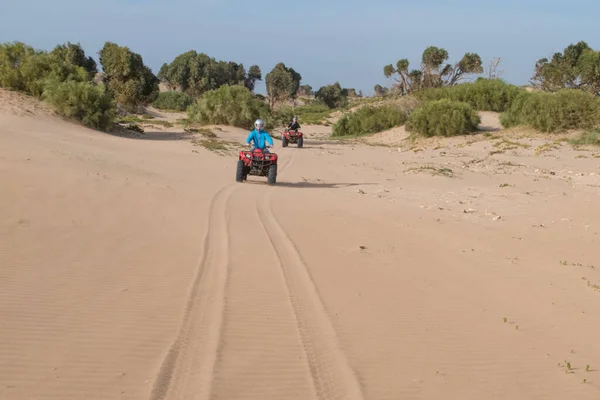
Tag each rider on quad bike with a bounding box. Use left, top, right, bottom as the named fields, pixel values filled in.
left=287, top=116, right=301, bottom=132
left=246, top=119, right=274, bottom=152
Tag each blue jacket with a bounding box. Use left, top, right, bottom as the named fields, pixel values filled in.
left=246, top=129, right=273, bottom=150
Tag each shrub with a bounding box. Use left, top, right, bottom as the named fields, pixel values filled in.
left=152, top=91, right=194, bottom=111
left=415, top=79, right=522, bottom=112
left=500, top=89, right=600, bottom=132
left=187, top=85, right=272, bottom=129
left=406, top=99, right=480, bottom=137
left=332, top=105, right=408, bottom=137
left=43, top=80, right=115, bottom=131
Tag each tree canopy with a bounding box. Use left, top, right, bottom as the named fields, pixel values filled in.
left=532, top=41, right=600, bottom=95
left=99, top=42, right=159, bottom=110
left=265, top=62, right=302, bottom=106
left=157, top=50, right=261, bottom=97
left=383, top=46, right=483, bottom=94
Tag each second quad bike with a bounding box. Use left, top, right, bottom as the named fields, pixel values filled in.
left=282, top=129, right=303, bottom=148
left=236, top=148, right=278, bottom=185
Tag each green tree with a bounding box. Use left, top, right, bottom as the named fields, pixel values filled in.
left=532, top=41, right=600, bottom=95
left=298, top=84, right=313, bottom=96
left=265, top=62, right=302, bottom=107
left=374, top=84, right=388, bottom=97
left=51, top=42, right=97, bottom=77
left=158, top=50, right=260, bottom=96
left=384, top=46, right=483, bottom=94
left=245, top=65, right=262, bottom=92
left=99, top=42, right=158, bottom=111
left=315, top=82, right=348, bottom=109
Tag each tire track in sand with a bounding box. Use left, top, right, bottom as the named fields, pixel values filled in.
left=150, top=149, right=297, bottom=400
left=255, top=189, right=365, bottom=400
left=149, top=184, right=236, bottom=400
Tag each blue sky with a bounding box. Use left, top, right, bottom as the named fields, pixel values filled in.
left=1, top=0, right=598, bottom=95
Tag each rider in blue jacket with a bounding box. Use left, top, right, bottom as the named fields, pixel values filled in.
left=246, top=119, right=274, bottom=152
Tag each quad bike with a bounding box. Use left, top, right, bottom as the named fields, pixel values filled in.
left=236, top=147, right=278, bottom=185
left=282, top=129, right=303, bottom=148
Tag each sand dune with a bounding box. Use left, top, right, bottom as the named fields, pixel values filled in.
left=1, top=92, right=600, bottom=399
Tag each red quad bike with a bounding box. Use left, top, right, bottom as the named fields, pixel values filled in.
left=282, top=129, right=303, bottom=148
left=236, top=148, right=278, bottom=185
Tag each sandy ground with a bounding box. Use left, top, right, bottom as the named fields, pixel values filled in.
left=1, top=89, right=600, bottom=399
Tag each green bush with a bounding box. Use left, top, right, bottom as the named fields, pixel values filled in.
left=187, top=85, right=272, bottom=129
left=0, top=42, right=37, bottom=91
left=152, top=91, right=194, bottom=111
left=415, top=79, right=522, bottom=112
left=500, top=89, right=600, bottom=132
left=332, top=105, right=408, bottom=137
left=406, top=99, right=480, bottom=137
left=291, top=101, right=332, bottom=124
left=43, top=80, right=115, bottom=131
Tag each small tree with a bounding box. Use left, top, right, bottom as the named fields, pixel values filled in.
left=384, top=46, right=483, bottom=94
left=99, top=42, right=159, bottom=111
left=374, top=84, right=388, bottom=97
left=265, top=62, right=302, bottom=107
left=298, top=84, right=313, bottom=97
left=315, top=82, right=348, bottom=109
left=486, top=57, right=504, bottom=80
left=245, top=65, right=262, bottom=92
left=531, top=41, right=600, bottom=95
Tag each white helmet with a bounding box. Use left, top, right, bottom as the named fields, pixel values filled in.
left=255, top=119, right=264, bottom=130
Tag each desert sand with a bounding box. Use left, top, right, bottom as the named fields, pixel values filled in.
left=1, top=89, right=600, bottom=399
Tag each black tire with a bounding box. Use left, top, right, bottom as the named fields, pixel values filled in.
left=236, top=160, right=245, bottom=182
left=282, top=136, right=288, bottom=147
left=297, top=137, right=303, bottom=148
left=267, top=164, right=277, bottom=185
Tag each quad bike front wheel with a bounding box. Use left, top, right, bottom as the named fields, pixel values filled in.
left=236, top=160, right=245, bottom=182
left=297, top=137, right=303, bottom=148
left=282, top=136, right=288, bottom=147
left=267, top=164, right=277, bottom=185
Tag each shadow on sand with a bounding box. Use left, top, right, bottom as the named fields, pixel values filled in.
left=243, top=180, right=376, bottom=189
left=104, top=129, right=198, bottom=141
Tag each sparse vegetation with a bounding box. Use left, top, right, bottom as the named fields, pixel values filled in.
left=570, top=129, right=600, bottom=146
left=332, top=104, right=408, bottom=137
left=286, top=101, right=333, bottom=125
left=152, top=91, right=194, bottom=111
left=500, top=89, right=600, bottom=132
left=406, top=99, right=480, bottom=137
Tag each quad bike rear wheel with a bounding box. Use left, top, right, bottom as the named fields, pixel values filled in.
left=267, top=164, right=277, bottom=185
left=236, top=160, right=245, bottom=182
